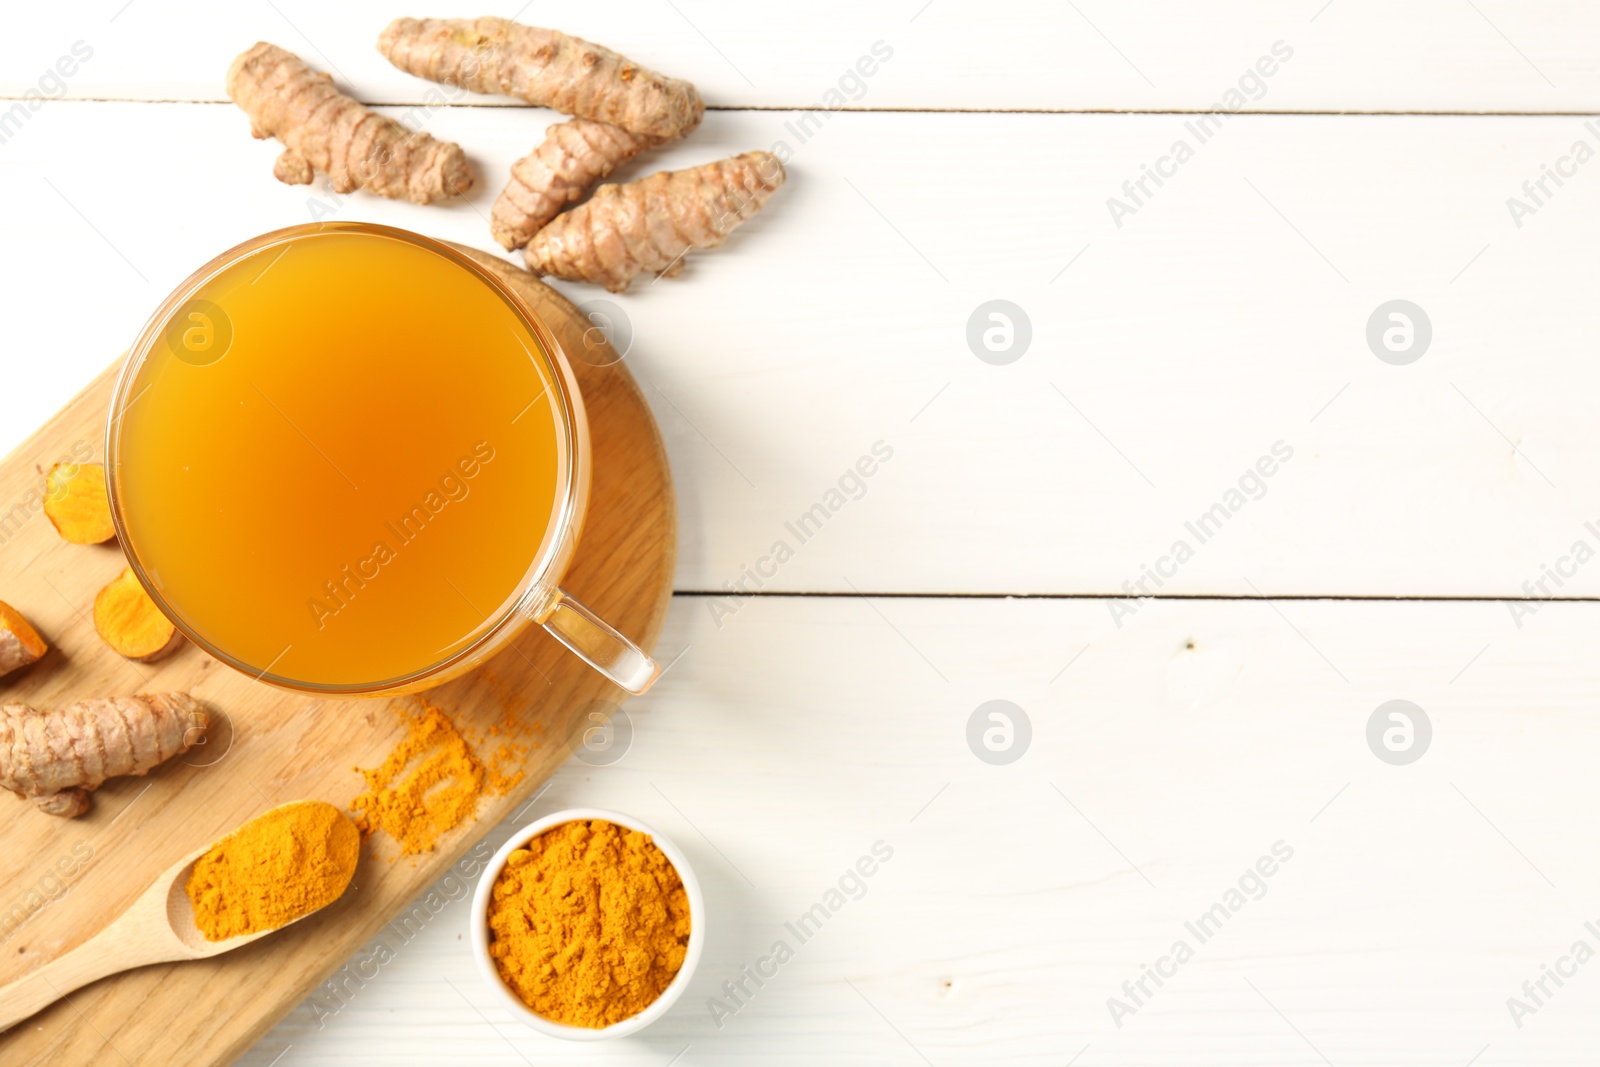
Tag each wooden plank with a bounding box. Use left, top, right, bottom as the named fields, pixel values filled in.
left=2, top=1, right=1598, bottom=113
left=1, top=103, right=1595, bottom=598
left=0, top=262, right=676, bottom=1065
left=235, top=592, right=1600, bottom=1065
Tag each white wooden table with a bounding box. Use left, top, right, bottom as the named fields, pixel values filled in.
left=6, top=2, right=1600, bottom=1063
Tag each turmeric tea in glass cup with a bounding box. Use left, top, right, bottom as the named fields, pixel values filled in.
left=105, top=222, right=660, bottom=696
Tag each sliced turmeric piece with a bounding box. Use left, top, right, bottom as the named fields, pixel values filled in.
left=94, top=568, right=183, bottom=663
left=43, top=462, right=115, bottom=544
left=0, top=601, right=47, bottom=678
left=525, top=151, right=786, bottom=293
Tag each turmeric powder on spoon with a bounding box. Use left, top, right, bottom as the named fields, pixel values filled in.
left=185, top=801, right=360, bottom=941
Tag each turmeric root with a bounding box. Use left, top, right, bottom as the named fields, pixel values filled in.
left=0, top=602, right=46, bottom=678
left=525, top=151, right=786, bottom=292
left=95, top=568, right=183, bottom=663
left=226, top=42, right=473, bottom=204
left=44, top=462, right=115, bottom=544
left=492, top=119, right=661, bottom=250
left=377, top=18, right=703, bottom=141
left=0, top=693, right=207, bottom=817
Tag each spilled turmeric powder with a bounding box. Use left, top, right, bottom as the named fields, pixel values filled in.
left=347, top=703, right=534, bottom=857
left=185, top=800, right=360, bottom=941
left=350, top=703, right=487, bottom=855
left=487, top=819, right=691, bottom=1028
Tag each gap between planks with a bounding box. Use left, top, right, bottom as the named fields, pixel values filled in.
left=669, top=591, right=1600, bottom=603
left=2, top=97, right=1599, bottom=118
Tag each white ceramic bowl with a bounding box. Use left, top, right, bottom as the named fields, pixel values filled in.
left=470, top=807, right=704, bottom=1040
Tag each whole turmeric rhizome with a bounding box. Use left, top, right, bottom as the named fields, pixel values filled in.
left=376, top=16, right=785, bottom=292
left=226, top=19, right=786, bottom=292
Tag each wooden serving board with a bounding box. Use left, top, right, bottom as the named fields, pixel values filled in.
left=0, top=250, right=676, bottom=1065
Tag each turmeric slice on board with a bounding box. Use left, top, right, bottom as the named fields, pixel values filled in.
left=43, top=462, right=115, bottom=544
left=525, top=151, right=786, bottom=293
left=95, top=568, right=183, bottom=662
left=0, top=601, right=46, bottom=677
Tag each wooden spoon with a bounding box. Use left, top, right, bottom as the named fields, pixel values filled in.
left=0, top=800, right=353, bottom=1033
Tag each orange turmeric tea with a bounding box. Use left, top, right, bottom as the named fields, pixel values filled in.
left=113, top=229, right=564, bottom=687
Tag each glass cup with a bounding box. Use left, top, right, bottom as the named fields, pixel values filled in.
left=105, top=222, right=661, bottom=696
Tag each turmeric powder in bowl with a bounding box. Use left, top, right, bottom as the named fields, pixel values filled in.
left=476, top=812, right=703, bottom=1036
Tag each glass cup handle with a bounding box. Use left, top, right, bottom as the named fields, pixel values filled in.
left=536, top=587, right=661, bottom=694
